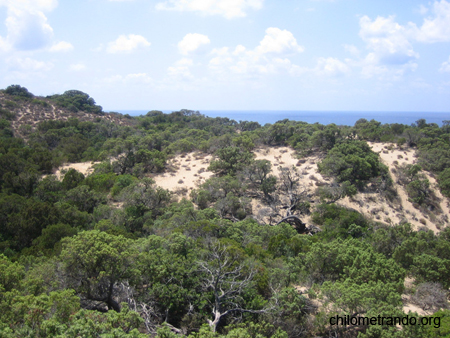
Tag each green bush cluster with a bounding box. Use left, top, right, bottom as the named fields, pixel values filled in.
left=47, top=90, right=103, bottom=114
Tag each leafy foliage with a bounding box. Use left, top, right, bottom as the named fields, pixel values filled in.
left=47, top=90, right=103, bottom=114
left=438, top=168, right=450, bottom=197
left=208, top=147, right=254, bottom=176
left=61, top=231, right=139, bottom=311
left=318, top=140, right=390, bottom=190
left=5, top=84, right=34, bottom=98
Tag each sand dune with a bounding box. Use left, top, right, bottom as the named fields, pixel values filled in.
left=53, top=143, right=449, bottom=232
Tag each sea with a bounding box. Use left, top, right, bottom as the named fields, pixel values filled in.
left=114, top=110, right=450, bottom=127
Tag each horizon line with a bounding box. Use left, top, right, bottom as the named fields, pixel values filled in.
left=108, top=109, right=450, bottom=114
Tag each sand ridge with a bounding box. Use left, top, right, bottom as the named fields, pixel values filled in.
left=51, top=143, right=448, bottom=232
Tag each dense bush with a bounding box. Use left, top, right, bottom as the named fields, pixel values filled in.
left=318, top=140, right=390, bottom=190
left=438, top=168, right=450, bottom=197
left=312, top=203, right=370, bottom=240
left=5, top=84, right=34, bottom=98
left=47, top=90, right=103, bottom=114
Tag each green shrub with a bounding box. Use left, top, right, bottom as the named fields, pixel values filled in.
left=312, top=203, right=370, bottom=240
left=47, top=90, right=102, bottom=114
left=406, top=179, right=430, bottom=205
left=0, top=108, right=16, bottom=120
left=31, top=99, right=50, bottom=108
left=5, top=84, right=34, bottom=98
left=438, top=168, right=450, bottom=197
left=111, top=174, right=135, bottom=196
left=318, top=140, right=389, bottom=190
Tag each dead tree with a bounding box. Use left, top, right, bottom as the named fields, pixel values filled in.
left=118, top=282, right=161, bottom=334
left=277, top=166, right=308, bottom=217
left=259, top=166, right=309, bottom=232
left=276, top=215, right=306, bottom=232
left=241, top=160, right=277, bottom=200
left=198, top=240, right=268, bottom=332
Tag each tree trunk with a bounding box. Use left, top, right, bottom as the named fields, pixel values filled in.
left=207, top=310, right=222, bottom=332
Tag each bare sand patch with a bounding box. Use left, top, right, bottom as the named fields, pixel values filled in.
left=369, top=142, right=416, bottom=166
left=152, top=153, right=214, bottom=197
left=55, top=161, right=100, bottom=179
left=254, top=146, right=298, bottom=167
left=367, top=142, right=447, bottom=233
left=254, top=145, right=327, bottom=189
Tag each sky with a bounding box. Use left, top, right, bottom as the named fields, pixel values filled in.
left=0, top=0, right=449, bottom=112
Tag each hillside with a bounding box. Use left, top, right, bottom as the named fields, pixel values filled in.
left=66, top=143, right=449, bottom=233
left=0, top=90, right=134, bottom=139
left=1, top=86, right=449, bottom=338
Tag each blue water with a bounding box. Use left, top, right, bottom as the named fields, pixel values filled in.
left=114, top=110, right=450, bottom=127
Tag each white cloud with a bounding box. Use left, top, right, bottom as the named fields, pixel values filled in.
left=357, top=1, right=450, bottom=63
left=0, top=0, right=65, bottom=52
left=359, top=15, right=418, bottom=65
left=104, top=74, right=124, bottom=84
left=175, top=58, right=194, bottom=67
left=233, top=45, right=246, bottom=55
left=356, top=14, right=422, bottom=80
left=49, top=41, right=74, bottom=52
left=69, top=63, right=86, bottom=71
left=106, top=34, right=151, bottom=53
left=103, top=73, right=153, bottom=85
left=256, top=27, right=304, bottom=54
left=410, top=78, right=432, bottom=89
left=4, top=6, right=54, bottom=50
left=344, top=44, right=360, bottom=57
left=440, top=56, right=450, bottom=72
left=360, top=53, right=417, bottom=80
left=209, top=47, right=233, bottom=70
left=168, top=58, right=194, bottom=80
left=208, top=28, right=304, bottom=79
left=15, top=0, right=58, bottom=12
left=415, top=0, right=450, bottom=43
left=0, top=0, right=58, bottom=12
left=178, top=33, right=210, bottom=55
left=314, top=57, right=350, bottom=77
left=418, top=5, right=429, bottom=15
left=0, top=35, right=10, bottom=53
left=355, top=2, right=450, bottom=80
left=124, top=73, right=153, bottom=84
left=8, top=57, right=53, bottom=72
left=155, top=0, right=264, bottom=19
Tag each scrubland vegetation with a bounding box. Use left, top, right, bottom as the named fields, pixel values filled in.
left=0, top=85, right=449, bottom=337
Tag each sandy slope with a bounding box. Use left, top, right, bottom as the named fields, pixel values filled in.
left=53, top=143, right=449, bottom=232
left=0, top=93, right=132, bottom=139
left=368, top=142, right=448, bottom=233
left=151, top=153, right=214, bottom=198
left=254, top=146, right=298, bottom=167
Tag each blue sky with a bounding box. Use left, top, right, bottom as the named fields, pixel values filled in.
left=0, top=0, right=449, bottom=112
